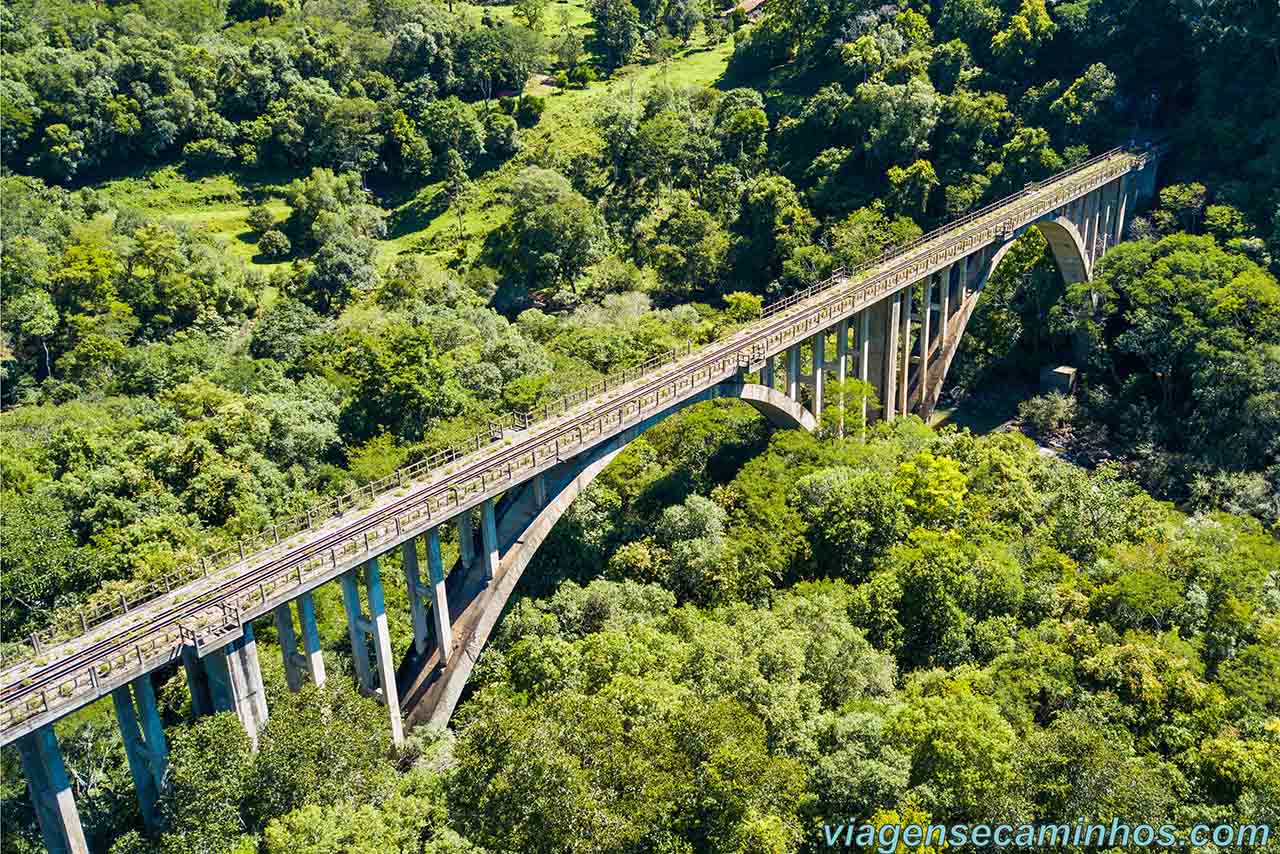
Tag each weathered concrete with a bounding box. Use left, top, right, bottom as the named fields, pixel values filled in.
left=401, top=383, right=815, bottom=729
left=16, top=725, right=87, bottom=854
left=425, top=527, right=454, bottom=660
left=275, top=594, right=325, bottom=692
left=786, top=343, right=801, bottom=400
left=480, top=499, right=499, bottom=584
left=112, top=675, right=167, bottom=831
left=401, top=538, right=431, bottom=657
left=341, top=560, right=404, bottom=745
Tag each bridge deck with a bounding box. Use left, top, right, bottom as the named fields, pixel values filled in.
left=0, top=147, right=1151, bottom=745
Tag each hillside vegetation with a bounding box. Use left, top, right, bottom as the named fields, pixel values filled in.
left=1, top=0, right=1278, bottom=851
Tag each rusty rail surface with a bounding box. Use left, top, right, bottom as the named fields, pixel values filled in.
left=0, top=145, right=1154, bottom=744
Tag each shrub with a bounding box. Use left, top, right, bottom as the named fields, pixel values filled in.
left=183, top=138, right=235, bottom=166
left=568, top=65, right=597, bottom=88
left=515, top=96, right=546, bottom=126
left=259, top=229, right=291, bottom=259
left=1018, top=392, right=1077, bottom=437
left=247, top=204, right=276, bottom=234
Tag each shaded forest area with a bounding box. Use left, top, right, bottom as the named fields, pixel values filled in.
left=1, top=0, right=1278, bottom=851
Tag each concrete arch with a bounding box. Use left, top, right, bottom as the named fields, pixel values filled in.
left=983, top=216, right=1090, bottom=291
left=912, top=216, right=1089, bottom=417
left=401, top=383, right=813, bottom=728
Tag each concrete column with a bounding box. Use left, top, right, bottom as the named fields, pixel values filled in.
left=363, top=558, right=405, bottom=747
left=1099, top=189, right=1113, bottom=257
left=882, top=295, right=900, bottom=420
left=480, top=498, right=499, bottom=583
left=296, top=592, right=326, bottom=687
left=426, top=527, right=454, bottom=660
left=762, top=355, right=775, bottom=389
left=857, top=309, right=871, bottom=433
left=958, top=255, right=969, bottom=302
left=204, top=629, right=268, bottom=747
left=1080, top=191, right=1093, bottom=260
left=1113, top=175, right=1130, bottom=244
left=182, top=646, right=213, bottom=719
left=112, top=675, right=167, bottom=832
left=340, top=570, right=376, bottom=695
left=532, top=472, right=548, bottom=507
left=919, top=277, right=933, bottom=409
left=15, top=726, right=87, bottom=854
left=940, top=264, right=952, bottom=337
left=811, top=331, right=825, bottom=423
left=898, top=285, right=913, bottom=417
left=836, top=319, right=849, bottom=436
left=274, top=604, right=304, bottom=692
left=338, top=560, right=405, bottom=745
left=786, top=343, right=801, bottom=400
left=1091, top=191, right=1103, bottom=265
left=401, top=538, right=431, bottom=656
left=457, top=512, right=475, bottom=570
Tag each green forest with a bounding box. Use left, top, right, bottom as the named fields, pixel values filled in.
left=0, top=0, right=1277, bottom=850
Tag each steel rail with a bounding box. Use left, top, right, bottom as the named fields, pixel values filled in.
left=0, top=148, right=1147, bottom=737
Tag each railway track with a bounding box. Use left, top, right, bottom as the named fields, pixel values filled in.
left=0, top=147, right=1145, bottom=737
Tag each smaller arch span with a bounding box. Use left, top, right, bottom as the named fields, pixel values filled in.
left=400, top=383, right=814, bottom=728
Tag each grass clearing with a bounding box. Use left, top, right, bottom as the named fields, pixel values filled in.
left=85, top=18, right=733, bottom=280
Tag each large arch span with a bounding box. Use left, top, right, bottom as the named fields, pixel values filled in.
left=907, top=213, right=1097, bottom=416
left=2, top=144, right=1162, bottom=854
left=399, top=382, right=815, bottom=727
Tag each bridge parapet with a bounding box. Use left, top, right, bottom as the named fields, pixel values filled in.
left=0, top=143, right=1160, bottom=750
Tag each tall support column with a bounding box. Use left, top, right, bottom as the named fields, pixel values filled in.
left=532, top=472, right=548, bottom=508
left=882, top=295, right=901, bottom=420
left=401, top=538, right=431, bottom=656
left=836, top=319, right=849, bottom=436
left=786, top=343, right=801, bottom=400
left=182, top=646, right=213, bottom=719
left=457, top=512, right=475, bottom=570
left=203, top=628, right=268, bottom=747
left=857, top=309, right=871, bottom=434
left=296, top=592, right=326, bottom=687
left=1080, top=191, right=1094, bottom=263
left=274, top=603, right=304, bottom=692
left=898, top=285, right=913, bottom=417
left=112, top=675, right=167, bottom=832
left=1113, top=175, right=1130, bottom=245
left=958, top=255, right=969, bottom=302
left=363, top=558, right=405, bottom=747
left=1099, top=187, right=1113, bottom=257
left=426, top=527, right=454, bottom=661
left=940, top=264, right=952, bottom=337
left=919, top=276, right=934, bottom=409
left=811, top=331, right=825, bottom=424
left=339, top=560, right=405, bottom=745
left=480, top=498, right=499, bottom=583
left=1091, top=190, right=1103, bottom=265
left=340, top=570, right=376, bottom=695
left=762, top=355, right=775, bottom=389
left=15, top=726, right=88, bottom=854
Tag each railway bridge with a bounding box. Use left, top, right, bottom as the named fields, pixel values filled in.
left=1, top=145, right=1159, bottom=853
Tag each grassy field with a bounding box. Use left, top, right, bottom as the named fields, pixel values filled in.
left=90, top=12, right=734, bottom=281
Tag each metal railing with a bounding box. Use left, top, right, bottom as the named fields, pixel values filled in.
left=0, top=146, right=1152, bottom=734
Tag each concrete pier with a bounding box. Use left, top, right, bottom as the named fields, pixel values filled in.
left=341, top=560, right=404, bottom=745
left=112, top=675, right=167, bottom=831
left=274, top=591, right=326, bottom=692
left=480, top=499, right=499, bottom=583
left=401, top=538, right=431, bottom=657
left=426, top=527, right=454, bottom=660
left=16, top=725, right=88, bottom=854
